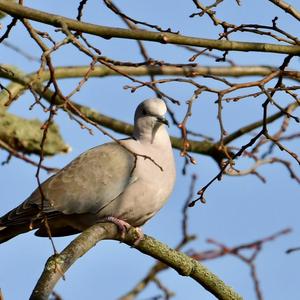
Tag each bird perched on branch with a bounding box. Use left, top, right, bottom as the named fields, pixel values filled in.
left=0, top=98, right=176, bottom=244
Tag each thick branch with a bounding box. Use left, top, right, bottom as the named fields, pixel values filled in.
left=0, top=0, right=14, bottom=19
left=2, top=64, right=300, bottom=94
left=0, top=0, right=299, bottom=55
left=5, top=65, right=300, bottom=82
left=30, top=223, right=243, bottom=300
left=0, top=65, right=226, bottom=159
left=1, top=64, right=298, bottom=160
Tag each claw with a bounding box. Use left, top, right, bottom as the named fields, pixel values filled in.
left=133, top=227, right=144, bottom=246
left=104, top=216, right=144, bottom=245
left=105, top=216, right=130, bottom=239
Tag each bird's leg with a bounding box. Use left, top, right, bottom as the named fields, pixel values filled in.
left=104, top=216, right=144, bottom=245
left=105, top=216, right=131, bottom=239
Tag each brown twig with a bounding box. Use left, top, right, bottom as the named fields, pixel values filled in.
left=225, top=157, right=300, bottom=184
left=76, top=0, right=89, bottom=21
left=178, top=92, right=199, bottom=166
left=103, top=0, right=179, bottom=34
left=190, top=228, right=291, bottom=300
left=152, top=277, right=175, bottom=300
left=0, top=16, right=17, bottom=43
left=267, top=0, right=300, bottom=22
left=286, top=246, right=300, bottom=254
left=0, top=139, right=59, bottom=172
left=190, top=55, right=295, bottom=206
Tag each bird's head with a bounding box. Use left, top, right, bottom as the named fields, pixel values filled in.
left=133, top=98, right=169, bottom=143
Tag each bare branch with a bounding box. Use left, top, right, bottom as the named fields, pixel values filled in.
left=268, top=0, right=300, bottom=21
left=0, top=0, right=299, bottom=55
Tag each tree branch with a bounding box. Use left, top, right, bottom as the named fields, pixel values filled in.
left=0, top=64, right=226, bottom=159
left=30, top=223, right=243, bottom=300
left=0, top=139, right=59, bottom=172
left=268, top=0, right=300, bottom=21
left=0, top=0, right=299, bottom=55
left=0, top=0, right=14, bottom=19
left=223, top=101, right=299, bottom=145
left=1, top=64, right=298, bottom=160
left=1, top=64, right=300, bottom=83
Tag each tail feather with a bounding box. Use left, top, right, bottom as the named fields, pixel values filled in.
left=0, top=213, right=85, bottom=243
left=0, top=208, right=90, bottom=243
left=0, top=225, right=31, bottom=244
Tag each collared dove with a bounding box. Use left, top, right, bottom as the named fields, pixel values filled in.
left=0, top=98, right=176, bottom=243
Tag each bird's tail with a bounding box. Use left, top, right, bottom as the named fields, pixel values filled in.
left=0, top=224, right=31, bottom=244
left=0, top=201, right=41, bottom=244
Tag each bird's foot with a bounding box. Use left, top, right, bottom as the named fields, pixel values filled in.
left=105, top=216, right=130, bottom=239
left=105, top=216, right=144, bottom=245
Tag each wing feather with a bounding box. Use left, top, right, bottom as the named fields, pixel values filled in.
left=0, top=142, right=135, bottom=227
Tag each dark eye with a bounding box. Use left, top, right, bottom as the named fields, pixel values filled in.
left=142, top=109, right=147, bottom=115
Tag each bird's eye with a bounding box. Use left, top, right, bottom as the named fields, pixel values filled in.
left=142, top=109, right=147, bottom=115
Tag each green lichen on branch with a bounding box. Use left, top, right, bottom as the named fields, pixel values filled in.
left=30, top=223, right=243, bottom=300
left=0, top=65, right=69, bottom=156
left=0, top=110, right=69, bottom=155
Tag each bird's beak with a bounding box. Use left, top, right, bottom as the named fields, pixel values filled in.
left=156, top=116, right=169, bottom=127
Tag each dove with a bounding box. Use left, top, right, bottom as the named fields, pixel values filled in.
left=0, top=98, right=176, bottom=243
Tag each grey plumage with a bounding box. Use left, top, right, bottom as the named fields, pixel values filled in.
left=0, top=98, right=176, bottom=243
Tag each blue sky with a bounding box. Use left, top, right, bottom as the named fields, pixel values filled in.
left=0, top=1, right=299, bottom=299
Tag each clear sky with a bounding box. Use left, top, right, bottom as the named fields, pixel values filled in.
left=0, top=1, right=299, bottom=299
